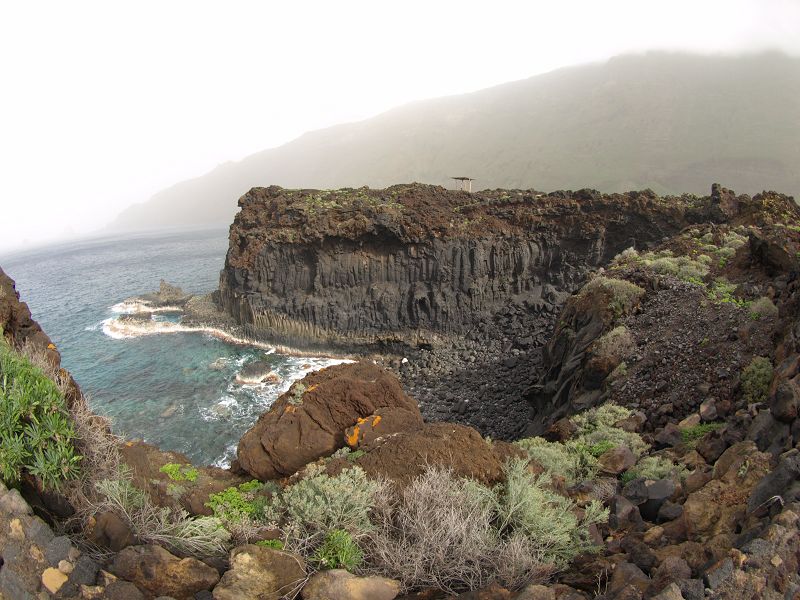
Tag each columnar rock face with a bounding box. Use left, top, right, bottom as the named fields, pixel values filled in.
left=218, top=184, right=716, bottom=349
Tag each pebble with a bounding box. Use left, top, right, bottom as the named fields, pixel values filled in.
left=58, top=559, right=74, bottom=574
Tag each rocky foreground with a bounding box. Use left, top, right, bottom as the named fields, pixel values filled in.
left=1, top=183, right=800, bottom=599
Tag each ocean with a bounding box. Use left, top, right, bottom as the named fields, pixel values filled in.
left=0, top=227, right=344, bottom=467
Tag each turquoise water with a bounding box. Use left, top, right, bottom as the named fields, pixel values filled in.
left=0, top=228, right=342, bottom=466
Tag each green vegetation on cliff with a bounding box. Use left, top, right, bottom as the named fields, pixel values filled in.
left=0, top=331, right=81, bottom=489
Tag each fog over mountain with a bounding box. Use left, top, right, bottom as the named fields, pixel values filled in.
left=112, top=52, right=800, bottom=231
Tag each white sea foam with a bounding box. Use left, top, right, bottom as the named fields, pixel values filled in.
left=110, top=300, right=183, bottom=315
left=200, top=395, right=241, bottom=422
left=102, top=315, right=277, bottom=351
left=212, top=443, right=238, bottom=469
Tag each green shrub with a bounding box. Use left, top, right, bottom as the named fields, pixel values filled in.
left=516, top=404, right=648, bottom=483
left=647, top=254, right=709, bottom=281
left=95, top=474, right=229, bottom=556
left=496, top=459, right=607, bottom=568
left=276, top=465, right=380, bottom=536
left=313, top=529, right=363, bottom=570
left=0, top=337, right=81, bottom=489
left=159, top=463, right=198, bottom=482
left=206, top=480, right=271, bottom=523
left=571, top=404, right=648, bottom=458
left=579, top=277, right=645, bottom=318
left=749, top=297, right=778, bottom=320
left=627, top=455, right=689, bottom=481
left=514, top=437, right=599, bottom=485
left=255, top=539, right=284, bottom=550
left=741, top=357, right=773, bottom=404
left=615, top=249, right=709, bottom=283
left=592, top=326, right=634, bottom=364
left=327, top=447, right=366, bottom=463
left=571, top=403, right=631, bottom=431
left=608, top=361, right=628, bottom=381
left=707, top=279, right=748, bottom=307
left=367, top=461, right=607, bottom=593
left=722, top=231, right=747, bottom=250
left=680, top=422, right=724, bottom=445
left=586, top=440, right=616, bottom=457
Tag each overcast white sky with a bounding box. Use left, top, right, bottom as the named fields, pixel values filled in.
left=1, top=0, right=799, bottom=252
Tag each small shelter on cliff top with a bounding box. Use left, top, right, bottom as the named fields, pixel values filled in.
left=451, top=177, right=474, bottom=193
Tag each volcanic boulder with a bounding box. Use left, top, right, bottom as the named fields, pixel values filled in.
left=330, top=422, right=526, bottom=487
left=237, top=361, right=423, bottom=480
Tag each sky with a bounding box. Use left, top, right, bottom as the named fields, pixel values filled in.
left=1, top=0, right=799, bottom=252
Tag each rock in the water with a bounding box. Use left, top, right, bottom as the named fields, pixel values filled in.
left=235, top=360, right=280, bottom=385
left=213, top=545, right=306, bottom=600
left=109, top=545, right=220, bottom=600
left=237, top=361, right=422, bottom=480
left=301, top=569, right=400, bottom=600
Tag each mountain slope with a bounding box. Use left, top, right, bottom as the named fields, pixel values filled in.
left=112, top=52, right=800, bottom=230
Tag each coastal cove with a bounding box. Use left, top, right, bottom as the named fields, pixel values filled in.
left=0, top=227, right=347, bottom=466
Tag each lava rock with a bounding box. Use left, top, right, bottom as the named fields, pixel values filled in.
left=301, top=569, right=400, bottom=600
left=238, top=362, right=422, bottom=480
left=110, top=545, right=220, bottom=600
left=639, top=479, right=676, bottom=522
left=213, top=545, right=307, bottom=600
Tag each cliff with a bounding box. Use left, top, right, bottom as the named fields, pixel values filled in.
left=218, top=183, right=733, bottom=351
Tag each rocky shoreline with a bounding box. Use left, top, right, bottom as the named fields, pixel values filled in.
left=2, top=183, right=800, bottom=599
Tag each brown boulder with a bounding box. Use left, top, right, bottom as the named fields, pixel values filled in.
left=109, top=544, right=220, bottom=599
left=770, top=378, right=799, bottom=423
left=597, top=446, right=636, bottom=475
left=238, top=361, right=421, bottom=480
left=345, top=406, right=424, bottom=449
left=682, top=442, right=771, bottom=542
left=333, top=422, right=514, bottom=487
left=301, top=569, right=400, bottom=600
left=213, top=545, right=306, bottom=600
left=455, top=583, right=513, bottom=599
left=86, top=511, right=137, bottom=552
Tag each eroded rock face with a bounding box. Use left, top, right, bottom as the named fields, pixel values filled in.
left=218, top=185, right=701, bottom=350
left=237, top=361, right=423, bottom=481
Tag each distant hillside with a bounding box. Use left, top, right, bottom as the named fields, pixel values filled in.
left=111, top=52, right=800, bottom=231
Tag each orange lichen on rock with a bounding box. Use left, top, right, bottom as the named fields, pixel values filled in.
left=346, top=426, right=360, bottom=448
